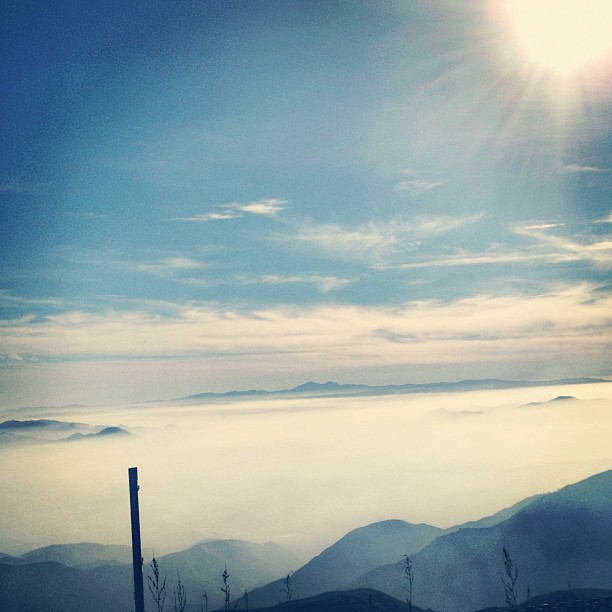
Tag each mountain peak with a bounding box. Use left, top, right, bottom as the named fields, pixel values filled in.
left=290, top=381, right=344, bottom=392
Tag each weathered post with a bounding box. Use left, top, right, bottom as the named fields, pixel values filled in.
left=129, top=467, right=145, bottom=612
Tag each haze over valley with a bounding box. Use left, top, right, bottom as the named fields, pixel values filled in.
left=1, top=380, right=610, bottom=561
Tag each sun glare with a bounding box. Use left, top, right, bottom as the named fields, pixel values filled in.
left=505, top=0, right=612, bottom=75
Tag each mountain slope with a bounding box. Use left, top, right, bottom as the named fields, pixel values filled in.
left=0, top=561, right=131, bottom=612
left=154, top=539, right=299, bottom=610
left=246, top=520, right=443, bottom=608
left=453, top=493, right=544, bottom=530
left=352, top=470, right=612, bottom=612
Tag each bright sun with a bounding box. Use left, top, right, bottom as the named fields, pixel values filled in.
left=505, top=0, right=612, bottom=75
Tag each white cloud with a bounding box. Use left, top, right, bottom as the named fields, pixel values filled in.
left=522, top=223, right=565, bottom=231
left=176, top=211, right=240, bottom=222
left=562, top=163, right=608, bottom=173
left=396, top=179, right=442, bottom=194
left=175, top=198, right=288, bottom=222
left=229, top=198, right=288, bottom=216
left=258, top=274, right=352, bottom=293
left=294, top=215, right=482, bottom=265
left=137, top=257, right=205, bottom=273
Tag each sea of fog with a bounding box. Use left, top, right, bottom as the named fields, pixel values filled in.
left=1, top=382, right=611, bottom=560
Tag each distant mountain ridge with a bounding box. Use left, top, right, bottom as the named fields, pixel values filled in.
left=0, top=419, right=133, bottom=444
left=176, top=377, right=607, bottom=402
left=19, top=543, right=135, bottom=568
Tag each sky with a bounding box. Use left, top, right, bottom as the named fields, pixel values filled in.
left=1, top=0, right=611, bottom=407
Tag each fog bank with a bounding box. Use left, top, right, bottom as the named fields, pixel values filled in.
left=0, top=383, right=610, bottom=559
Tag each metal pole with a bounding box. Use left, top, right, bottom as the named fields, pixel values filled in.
left=129, top=467, right=145, bottom=612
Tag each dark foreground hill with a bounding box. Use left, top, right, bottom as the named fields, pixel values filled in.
left=0, top=561, right=131, bottom=612
left=473, top=588, right=612, bottom=611
left=204, top=588, right=431, bottom=612
left=352, top=470, right=612, bottom=612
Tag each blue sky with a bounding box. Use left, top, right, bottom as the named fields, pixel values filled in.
left=1, top=1, right=611, bottom=406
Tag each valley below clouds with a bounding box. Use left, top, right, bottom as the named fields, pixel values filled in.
left=1, top=381, right=610, bottom=561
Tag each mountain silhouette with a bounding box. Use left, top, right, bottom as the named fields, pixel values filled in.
left=64, top=426, right=132, bottom=441
left=175, top=377, right=606, bottom=402
left=246, top=520, right=443, bottom=608
left=19, top=542, right=141, bottom=569
left=351, top=470, right=612, bottom=612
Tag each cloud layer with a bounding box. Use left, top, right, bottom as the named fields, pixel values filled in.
left=2, top=284, right=608, bottom=379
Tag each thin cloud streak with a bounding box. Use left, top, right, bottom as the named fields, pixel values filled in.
left=389, top=223, right=612, bottom=270
left=174, top=198, right=288, bottom=222
left=516, top=224, right=612, bottom=269
left=137, top=257, right=206, bottom=273
left=257, top=274, right=352, bottom=293
left=396, top=179, right=443, bottom=194
left=594, top=213, right=612, bottom=224
left=562, top=163, right=609, bottom=173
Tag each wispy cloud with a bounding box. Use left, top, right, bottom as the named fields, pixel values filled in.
left=0, top=293, right=65, bottom=310
left=387, top=222, right=612, bottom=271
left=392, top=249, right=562, bottom=270
left=175, top=211, right=240, bottom=222
left=137, top=257, right=206, bottom=274
left=233, top=199, right=288, bottom=216
left=396, top=179, right=442, bottom=194
left=175, top=198, right=288, bottom=222
left=593, top=213, right=612, bottom=224
left=522, top=223, right=565, bottom=231
left=294, top=215, right=482, bottom=265
left=187, top=273, right=351, bottom=293
left=396, top=168, right=442, bottom=194
left=258, top=274, right=352, bottom=293
left=562, top=163, right=609, bottom=174
left=516, top=223, right=612, bottom=270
